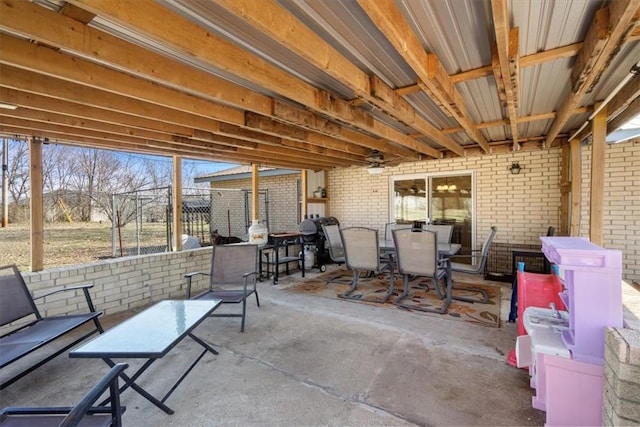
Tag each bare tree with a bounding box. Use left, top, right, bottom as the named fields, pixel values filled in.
left=42, top=144, right=78, bottom=221
left=1, top=139, right=30, bottom=222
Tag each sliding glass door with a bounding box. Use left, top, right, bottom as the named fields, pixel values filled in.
left=392, top=177, right=427, bottom=224
left=391, top=173, right=474, bottom=263
left=430, top=175, right=473, bottom=264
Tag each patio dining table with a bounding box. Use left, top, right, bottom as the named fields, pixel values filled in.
left=378, top=239, right=462, bottom=258
left=70, top=299, right=221, bottom=415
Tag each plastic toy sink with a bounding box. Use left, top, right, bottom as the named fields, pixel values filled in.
left=524, top=306, right=569, bottom=332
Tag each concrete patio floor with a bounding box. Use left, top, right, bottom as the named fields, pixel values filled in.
left=0, top=267, right=546, bottom=426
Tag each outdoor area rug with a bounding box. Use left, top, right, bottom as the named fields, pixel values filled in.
left=287, top=269, right=501, bottom=327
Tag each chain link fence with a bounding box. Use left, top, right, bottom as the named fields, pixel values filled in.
left=112, top=187, right=269, bottom=257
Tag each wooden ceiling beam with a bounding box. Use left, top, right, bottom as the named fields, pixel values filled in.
left=269, top=100, right=419, bottom=158
left=9, top=99, right=356, bottom=165
left=210, top=0, right=464, bottom=156
left=0, top=116, right=243, bottom=154
left=357, top=0, right=489, bottom=152
left=576, top=73, right=640, bottom=141
left=0, top=64, right=228, bottom=134
left=0, top=1, right=271, bottom=116
left=0, top=68, right=363, bottom=165
left=546, top=1, right=640, bottom=146
left=396, top=41, right=586, bottom=97
left=0, top=0, right=374, bottom=163
left=218, top=122, right=370, bottom=157
left=0, top=87, right=196, bottom=137
left=440, top=106, right=591, bottom=135
left=59, top=2, right=95, bottom=24
left=0, top=118, right=343, bottom=170
left=491, top=0, right=520, bottom=148
left=67, top=0, right=442, bottom=159
left=0, top=33, right=245, bottom=126
left=608, top=93, right=640, bottom=133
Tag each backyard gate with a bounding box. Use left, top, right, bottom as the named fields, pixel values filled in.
left=112, top=187, right=269, bottom=257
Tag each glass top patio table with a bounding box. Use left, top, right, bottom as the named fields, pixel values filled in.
left=70, top=299, right=221, bottom=415
left=70, top=300, right=220, bottom=359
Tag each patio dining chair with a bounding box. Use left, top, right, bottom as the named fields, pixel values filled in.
left=321, top=223, right=345, bottom=265
left=339, top=227, right=395, bottom=302
left=392, top=228, right=452, bottom=314
left=424, top=224, right=454, bottom=244
left=383, top=222, right=412, bottom=241
left=185, top=244, right=259, bottom=332
left=449, top=226, right=497, bottom=303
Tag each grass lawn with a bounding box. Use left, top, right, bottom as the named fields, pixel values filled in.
left=0, top=222, right=168, bottom=271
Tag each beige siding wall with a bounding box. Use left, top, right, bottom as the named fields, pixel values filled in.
left=578, top=140, right=640, bottom=283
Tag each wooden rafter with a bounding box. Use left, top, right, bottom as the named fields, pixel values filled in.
left=357, top=0, right=490, bottom=152
left=546, top=1, right=640, bottom=146
left=0, top=68, right=358, bottom=169
left=0, top=0, right=417, bottom=166
left=209, top=0, right=461, bottom=156
left=0, top=0, right=637, bottom=172
left=65, top=0, right=441, bottom=160
left=396, top=42, right=585, bottom=97
left=491, top=0, right=520, bottom=148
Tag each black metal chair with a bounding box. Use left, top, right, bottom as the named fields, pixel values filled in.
left=0, top=363, right=128, bottom=427
left=392, top=228, right=452, bottom=314
left=185, top=244, right=259, bottom=332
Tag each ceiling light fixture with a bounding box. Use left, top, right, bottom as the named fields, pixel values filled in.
left=367, top=165, right=385, bottom=175
left=0, top=102, right=18, bottom=110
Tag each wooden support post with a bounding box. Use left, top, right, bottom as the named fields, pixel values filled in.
left=2, top=138, right=8, bottom=228
left=251, top=164, right=259, bottom=221
left=300, top=169, right=308, bottom=219
left=589, top=105, right=606, bottom=246
left=569, top=137, right=582, bottom=236
left=29, top=138, right=43, bottom=271
left=560, top=144, right=570, bottom=235
left=172, top=156, right=182, bottom=251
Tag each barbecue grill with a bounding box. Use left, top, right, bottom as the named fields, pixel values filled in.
left=299, top=216, right=340, bottom=272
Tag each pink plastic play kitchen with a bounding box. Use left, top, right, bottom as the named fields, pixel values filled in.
left=515, top=236, right=623, bottom=426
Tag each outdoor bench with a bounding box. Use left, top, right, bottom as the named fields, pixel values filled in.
left=0, top=264, right=104, bottom=390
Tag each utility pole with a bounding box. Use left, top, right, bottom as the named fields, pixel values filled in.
left=2, top=138, right=8, bottom=227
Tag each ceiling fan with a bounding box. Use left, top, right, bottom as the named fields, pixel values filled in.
left=365, top=150, right=385, bottom=175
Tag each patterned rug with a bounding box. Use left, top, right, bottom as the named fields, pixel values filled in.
left=287, top=269, right=501, bottom=327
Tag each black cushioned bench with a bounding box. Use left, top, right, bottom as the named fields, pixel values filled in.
left=0, top=264, right=104, bottom=390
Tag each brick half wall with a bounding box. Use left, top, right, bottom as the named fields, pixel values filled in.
left=603, top=327, right=640, bottom=425
left=19, top=248, right=213, bottom=319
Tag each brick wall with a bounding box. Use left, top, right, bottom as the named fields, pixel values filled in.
left=328, top=142, right=640, bottom=284
left=328, top=148, right=562, bottom=249
left=211, top=174, right=300, bottom=233
left=603, top=327, right=640, bottom=425
left=579, top=140, right=640, bottom=283
left=15, top=248, right=212, bottom=320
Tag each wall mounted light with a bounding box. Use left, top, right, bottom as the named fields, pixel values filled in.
left=509, top=162, right=522, bottom=174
